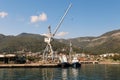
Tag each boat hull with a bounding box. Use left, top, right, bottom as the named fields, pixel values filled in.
left=71, top=62, right=81, bottom=68
left=58, top=62, right=70, bottom=68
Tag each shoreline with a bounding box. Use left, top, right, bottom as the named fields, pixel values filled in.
left=0, top=63, right=59, bottom=68
left=0, top=61, right=119, bottom=68
left=99, top=61, right=120, bottom=64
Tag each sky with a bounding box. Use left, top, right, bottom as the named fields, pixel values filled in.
left=0, top=0, right=120, bottom=39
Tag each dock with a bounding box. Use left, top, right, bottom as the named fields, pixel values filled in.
left=0, top=61, right=99, bottom=68
left=80, top=61, right=99, bottom=64
left=0, top=63, right=59, bottom=68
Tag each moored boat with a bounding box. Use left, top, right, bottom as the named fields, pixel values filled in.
left=71, top=56, right=81, bottom=68
left=58, top=54, right=70, bottom=68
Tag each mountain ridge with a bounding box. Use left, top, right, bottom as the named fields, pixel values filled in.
left=0, top=29, right=120, bottom=54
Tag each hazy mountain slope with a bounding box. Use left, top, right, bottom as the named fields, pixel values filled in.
left=59, top=29, right=120, bottom=54
left=0, top=29, right=120, bottom=54
left=0, top=33, right=67, bottom=53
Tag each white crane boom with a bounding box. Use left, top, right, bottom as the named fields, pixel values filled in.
left=53, top=3, right=72, bottom=36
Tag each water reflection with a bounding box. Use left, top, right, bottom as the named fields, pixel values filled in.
left=72, top=68, right=78, bottom=78
left=62, top=69, right=67, bottom=80
left=0, top=64, right=119, bottom=80
left=42, top=68, right=54, bottom=80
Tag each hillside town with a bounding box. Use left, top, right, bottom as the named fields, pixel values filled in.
left=0, top=51, right=119, bottom=64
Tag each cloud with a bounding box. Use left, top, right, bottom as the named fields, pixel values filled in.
left=30, top=12, right=47, bottom=23
left=41, top=33, right=48, bottom=36
left=41, top=31, right=68, bottom=37
left=0, top=11, right=8, bottom=18
left=56, top=32, right=69, bottom=37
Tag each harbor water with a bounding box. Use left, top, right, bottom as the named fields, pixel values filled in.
left=0, top=64, right=119, bottom=80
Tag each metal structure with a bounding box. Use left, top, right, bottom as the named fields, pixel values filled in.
left=69, top=41, right=73, bottom=62
left=43, top=3, right=72, bottom=62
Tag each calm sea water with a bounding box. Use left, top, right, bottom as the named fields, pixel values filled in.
left=0, top=64, right=119, bottom=80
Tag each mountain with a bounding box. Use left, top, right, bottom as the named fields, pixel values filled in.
left=0, top=29, right=120, bottom=54
left=59, top=29, right=120, bottom=54
left=0, top=33, right=67, bottom=53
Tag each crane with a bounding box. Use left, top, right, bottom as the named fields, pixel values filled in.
left=43, top=3, right=72, bottom=63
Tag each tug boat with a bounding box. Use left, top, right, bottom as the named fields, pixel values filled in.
left=58, top=54, right=70, bottom=68
left=71, top=56, right=81, bottom=68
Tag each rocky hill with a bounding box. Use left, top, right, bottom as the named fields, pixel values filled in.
left=66, top=29, right=120, bottom=54
left=0, top=29, right=120, bottom=54
left=0, top=33, right=67, bottom=53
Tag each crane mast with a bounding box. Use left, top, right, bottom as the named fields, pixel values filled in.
left=43, top=3, right=72, bottom=63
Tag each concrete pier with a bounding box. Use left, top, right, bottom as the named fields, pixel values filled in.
left=0, top=63, right=59, bottom=68
left=80, top=61, right=99, bottom=64
left=0, top=61, right=99, bottom=68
